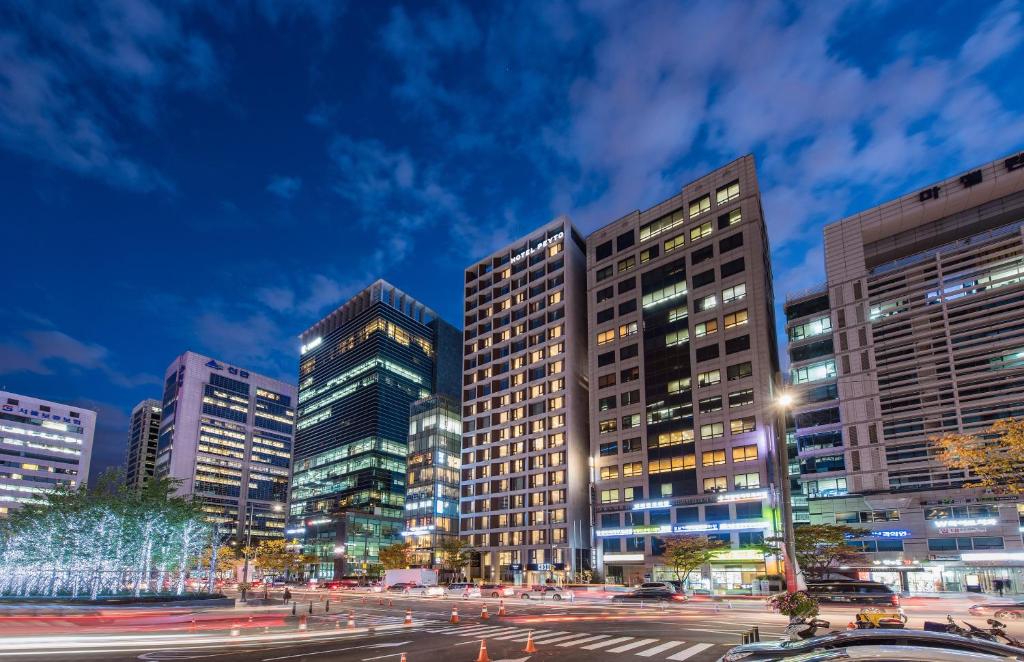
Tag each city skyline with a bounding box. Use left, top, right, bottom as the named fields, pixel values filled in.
left=1, top=1, right=1024, bottom=483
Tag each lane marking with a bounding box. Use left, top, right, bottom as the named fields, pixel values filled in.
left=525, top=632, right=596, bottom=644
left=556, top=634, right=612, bottom=647
left=581, top=636, right=634, bottom=650
left=635, top=640, right=687, bottom=657
left=667, top=643, right=716, bottom=661
left=606, top=638, right=658, bottom=653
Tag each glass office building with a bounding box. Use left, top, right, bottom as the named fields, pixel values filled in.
left=291, top=280, right=460, bottom=579
left=124, top=399, right=161, bottom=490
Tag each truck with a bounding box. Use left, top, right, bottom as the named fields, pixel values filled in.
left=383, top=568, right=438, bottom=587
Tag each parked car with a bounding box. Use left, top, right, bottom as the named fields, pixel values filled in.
left=804, top=580, right=899, bottom=606
left=637, top=581, right=681, bottom=593
left=717, top=628, right=1024, bottom=662
left=969, top=601, right=1024, bottom=620
left=612, top=587, right=686, bottom=603
left=387, top=582, right=418, bottom=593
left=775, top=645, right=1018, bottom=662
left=445, top=582, right=480, bottom=597
left=321, top=579, right=360, bottom=590
left=518, top=585, right=572, bottom=600
left=479, top=583, right=514, bottom=598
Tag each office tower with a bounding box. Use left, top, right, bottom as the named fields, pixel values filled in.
left=460, top=218, right=592, bottom=585
left=0, top=390, right=95, bottom=515
left=789, top=153, right=1024, bottom=594
left=155, top=351, right=295, bottom=542
left=588, top=156, right=783, bottom=591
left=291, top=280, right=460, bottom=579
left=124, top=399, right=161, bottom=490
left=404, top=394, right=462, bottom=567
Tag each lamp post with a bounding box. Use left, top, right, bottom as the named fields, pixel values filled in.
left=774, top=392, right=804, bottom=593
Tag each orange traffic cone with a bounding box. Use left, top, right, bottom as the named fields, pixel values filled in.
left=480, top=605, right=489, bottom=621
left=497, top=600, right=506, bottom=617
left=523, top=630, right=537, bottom=653
left=404, top=609, right=413, bottom=625
left=450, top=606, right=460, bottom=624
left=347, top=611, right=356, bottom=629
left=378, top=597, right=384, bottom=606
left=475, top=639, right=491, bottom=662
left=388, top=599, right=393, bottom=608
left=400, top=654, right=407, bottom=662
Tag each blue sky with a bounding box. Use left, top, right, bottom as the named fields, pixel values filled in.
left=2, top=0, right=1023, bottom=480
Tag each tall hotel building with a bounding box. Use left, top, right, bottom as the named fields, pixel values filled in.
left=461, top=218, right=592, bottom=584
left=124, top=398, right=161, bottom=490
left=786, top=152, right=1024, bottom=594
left=587, top=156, right=783, bottom=590
left=0, top=390, right=95, bottom=515
left=155, top=351, right=295, bottom=541
left=291, top=280, right=460, bottom=579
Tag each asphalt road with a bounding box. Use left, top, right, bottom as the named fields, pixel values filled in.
left=0, top=591, right=1019, bottom=662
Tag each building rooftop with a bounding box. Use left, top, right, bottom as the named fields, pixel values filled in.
left=299, top=279, right=438, bottom=342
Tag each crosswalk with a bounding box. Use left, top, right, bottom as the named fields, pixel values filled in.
left=423, top=623, right=733, bottom=660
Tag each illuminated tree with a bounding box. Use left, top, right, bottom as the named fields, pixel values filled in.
left=378, top=542, right=413, bottom=569
left=436, top=537, right=473, bottom=580
left=934, top=418, right=1024, bottom=495
left=659, top=535, right=727, bottom=589
left=200, top=545, right=238, bottom=576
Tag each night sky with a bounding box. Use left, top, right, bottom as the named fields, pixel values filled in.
left=1, top=0, right=1023, bottom=481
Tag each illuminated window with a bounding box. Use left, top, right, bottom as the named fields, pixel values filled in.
left=649, top=454, right=695, bottom=473
left=619, top=321, right=638, bottom=338
left=728, top=389, right=754, bottom=408
left=723, top=208, right=742, bottom=226
left=716, top=180, right=740, bottom=205
left=725, top=310, right=748, bottom=329
left=689, top=194, right=711, bottom=217
left=600, top=489, right=619, bottom=503
left=621, top=414, right=641, bottom=429
left=700, top=422, right=724, bottom=439
left=695, top=294, right=717, bottom=312
left=702, top=450, right=726, bottom=466
left=665, top=328, right=689, bottom=347
left=599, top=418, right=617, bottom=434
left=733, top=444, right=758, bottom=462
left=668, top=305, right=688, bottom=323
left=643, top=281, right=687, bottom=308
left=640, top=209, right=685, bottom=242
left=652, top=429, right=693, bottom=447
left=597, top=330, right=615, bottom=345
left=618, top=256, right=636, bottom=273
left=695, top=319, right=718, bottom=337
left=723, top=283, right=746, bottom=303
left=640, top=247, right=659, bottom=263
left=690, top=221, right=713, bottom=242
left=664, top=234, right=685, bottom=253
left=735, top=472, right=760, bottom=489
left=789, top=315, right=831, bottom=341
left=667, top=378, right=691, bottom=394
left=622, top=461, right=643, bottom=478
left=600, top=465, right=619, bottom=481
left=703, top=476, right=727, bottom=492
left=791, top=360, right=837, bottom=384
left=697, top=369, right=720, bottom=387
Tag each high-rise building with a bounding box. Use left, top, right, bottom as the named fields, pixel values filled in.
left=124, top=398, right=161, bottom=490
left=291, top=280, right=460, bottom=579
left=404, top=394, right=462, bottom=567
left=787, top=152, right=1024, bottom=594
left=155, top=351, right=295, bottom=542
left=587, top=156, right=783, bottom=590
left=460, top=218, right=592, bottom=585
left=0, top=390, right=95, bottom=515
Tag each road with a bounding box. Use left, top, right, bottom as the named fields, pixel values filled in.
left=0, top=590, right=1019, bottom=662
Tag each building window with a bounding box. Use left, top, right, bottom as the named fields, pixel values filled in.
left=725, top=335, right=750, bottom=354
left=721, top=257, right=745, bottom=278
left=599, top=418, right=617, bottom=433
left=703, top=476, right=727, bottom=492
left=598, top=395, right=617, bottom=411
left=690, top=221, right=713, bottom=242
left=600, top=489, right=619, bottom=503
left=597, top=330, right=615, bottom=345
left=597, top=308, right=615, bottom=323
left=719, top=208, right=742, bottom=229
left=617, top=230, right=635, bottom=251
left=640, top=209, right=686, bottom=242
left=651, top=429, right=693, bottom=447
left=667, top=377, right=691, bottom=394
left=622, top=414, right=641, bottom=429
left=598, top=373, right=616, bottom=388
left=689, top=194, right=711, bottom=217
left=697, top=369, right=721, bottom=387
left=789, top=315, right=832, bottom=341
left=702, top=450, right=726, bottom=466
left=623, top=461, right=643, bottom=478
left=730, top=417, right=756, bottom=434
left=619, top=321, right=638, bottom=338
left=596, top=286, right=614, bottom=303
left=699, top=396, right=723, bottom=413
left=728, top=389, right=754, bottom=408
left=727, top=362, right=752, bottom=381
left=724, top=309, right=748, bottom=329
left=719, top=232, right=744, bottom=254
left=791, top=360, right=837, bottom=384
left=640, top=246, right=659, bottom=263
left=735, top=472, right=760, bottom=489
left=700, top=422, right=725, bottom=439
left=665, top=329, right=689, bottom=347
left=716, top=180, right=740, bottom=205
left=623, top=437, right=642, bottom=453
left=621, top=366, right=640, bottom=382
left=664, top=234, right=685, bottom=253
left=695, top=319, right=718, bottom=337
left=597, top=351, right=615, bottom=367
left=595, top=240, right=613, bottom=261
left=650, top=454, right=695, bottom=473
left=600, top=466, right=619, bottom=481
left=695, top=294, right=717, bottom=312
left=596, top=265, right=614, bottom=282
left=722, top=283, right=746, bottom=303
left=599, top=441, right=618, bottom=456
left=618, top=256, right=636, bottom=273
left=732, top=444, right=758, bottom=462
left=642, top=280, right=687, bottom=308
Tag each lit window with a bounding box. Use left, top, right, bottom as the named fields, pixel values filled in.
left=700, top=422, right=724, bottom=439
left=716, top=180, right=740, bottom=205
left=619, top=321, right=638, bottom=338
left=652, top=429, right=693, bottom=447
left=642, top=280, right=687, bottom=308
left=724, top=209, right=742, bottom=226
left=599, top=465, right=619, bottom=481
left=697, top=369, right=721, bottom=387
left=618, top=256, right=636, bottom=272
left=723, top=283, right=746, bottom=303
left=789, top=315, right=831, bottom=341
left=640, top=247, right=658, bottom=263
left=703, top=476, right=727, bottom=492
left=690, top=221, right=713, bottom=242
left=695, top=294, right=717, bottom=312
left=665, top=328, right=689, bottom=347
left=664, top=234, right=685, bottom=253
left=597, top=330, right=615, bottom=345
left=649, top=454, right=695, bottom=473
left=791, top=360, right=837, bottom=385
left=724, top=309, right=748, bottom=328
left=730, top=417, right=756, bottom=434
left=622, top=461, right=643, bottom=478
left=689, top=195, right=711, bottom=218
left=702, top=450, right=726, bottom=466
left=640, top=209, right=686, bottom=242
left=668, top=305, right=687, bottom=322
left=695, top=319, right=718, bottom=337
left=599, top=418, right=617, bottom=433
left=600, top=489, right=619, bottom=503
left=732, top=444, right=758, bottom=462
left=621, top=414, right=641, bottom=429
left=667, top=378, right=691, bottom=394
left=735, top=472, right=760, bottom=489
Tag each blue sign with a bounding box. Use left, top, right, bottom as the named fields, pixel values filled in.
left=205, top=359, right=249, bottom=379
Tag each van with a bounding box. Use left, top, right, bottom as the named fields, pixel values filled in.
left=805, top=580, right=899, bottom=606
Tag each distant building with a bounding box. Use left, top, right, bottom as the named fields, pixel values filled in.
left=0, top=390, right=95, bottom=515
left=460, top=218, right=593, bottom=585
left=786, top=152, right=1024, bottom=594
left=404, top=394, right=462, bottom=567
left=124, top=399, right=161, bottom=490
left=155, top=351, right=296, bottom=542
left=291, top=280, right=461, bottom=579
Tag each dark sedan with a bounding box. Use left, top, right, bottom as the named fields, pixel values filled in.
left=717, top=628, right=1024, bottom=662
left=611, top=587, right=687, bottom=603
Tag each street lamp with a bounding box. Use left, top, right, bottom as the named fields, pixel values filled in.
left=774, top=392, right=805, bottom=593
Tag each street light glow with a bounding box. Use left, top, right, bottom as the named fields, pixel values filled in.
left=776, top=392, right=796, bottom=408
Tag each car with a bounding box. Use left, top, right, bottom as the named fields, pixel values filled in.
left=321, top=579, right=360, bottom=590
left=387, top=582, right=418, bottom=592
left=804, top=580, right=899, bottom=606
left=518, top=585, right=572, bottom=600
left=479, top=583, right=514, bottom=598
left=717, top=628, right=1024, bottom=662
left=611, top=587, right=686, bottom=603
left=770, top=645, right=1017, bottom=662
left=445, top=582, right=478, bottom=597
left=969, top=601, right=1024, bottom=620
left=637, top=581, right=681, bottom=593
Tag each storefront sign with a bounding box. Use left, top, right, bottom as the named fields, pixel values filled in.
left=603, top=553, right=644, bottom=562
left=400, top=525, right=436, bottom=536
left=717, top=490, right=769, bottom=503
left=870, top=530, right=911, bottom=538
left=632, top=499, right=671, bottom=510
left=510, top=231, right=564, bottom=263
left=595, top=525, right=671, bottom=537
left=673, top=519, right=770, bottom=533
left=961, top=552, right=1024, bottom=562
left=711, top=549, right=765, bottom=562
left=932, top=518, right=997, bottom=530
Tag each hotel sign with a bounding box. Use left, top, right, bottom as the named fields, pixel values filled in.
left=511, top=231, right=564, bottom=263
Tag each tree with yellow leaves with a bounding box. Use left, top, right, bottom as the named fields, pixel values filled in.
left=933, top=418, right=1024, bottom=495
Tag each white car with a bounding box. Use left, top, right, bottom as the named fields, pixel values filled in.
left=776, top=645, right=1017, bottom=662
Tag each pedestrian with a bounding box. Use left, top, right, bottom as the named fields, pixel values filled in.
left=283, top=587, right=292, bottom=603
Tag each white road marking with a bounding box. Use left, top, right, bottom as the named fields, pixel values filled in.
left=556, top=634, right=612, bottom=647
left=581, top=636, right=634, bottom=650
left=502, top=630, right=566, bottom=641
left=635, top=640, right=687, bottom=657
left=526, top=632, right=596, bottom=644
left=605, top=638, right=658, bottom=653
left=666, top=643, right=716, bottom=661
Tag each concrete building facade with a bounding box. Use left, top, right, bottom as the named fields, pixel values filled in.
left=124, top=398, right=161, bottom=490
left=0, top=390, right=95, bottom=515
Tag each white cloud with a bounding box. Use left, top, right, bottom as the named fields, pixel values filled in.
left=267, top=175, right=302, bottom=200
left=0, top=329, right=158, bottom=388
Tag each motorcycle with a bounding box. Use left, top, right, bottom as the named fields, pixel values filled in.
left=923, top=615, right=1024, bottom=649
left=784, top=617, right=832, bottom=640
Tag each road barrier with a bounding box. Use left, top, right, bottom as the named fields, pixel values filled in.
left=325, top=599, right=330, bottom=612
left=291, top=601, right=296, bottom=616
left=741, top=626, right=761, bottom=644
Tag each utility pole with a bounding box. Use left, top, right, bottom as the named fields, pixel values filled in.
left=774, top=393, right=804, bottom=593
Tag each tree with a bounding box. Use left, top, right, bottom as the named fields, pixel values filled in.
left=436, top=538, right=473, bottom=579
left=793, top=524, right=865, bottom=579
left=659, top=535, right=727, bottom=589
left=200, top=545, right=238, bottom=576
left=934, top=418, right=1024, bottom=495
left=378, top=542, right=413, bottom=569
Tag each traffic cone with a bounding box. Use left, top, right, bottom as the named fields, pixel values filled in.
left=248, top=615, right=253, bottom=623
left=378, top=597, right=384, bottom=606
left=450, top=606, right=460, bottom=624
left=404, top=609, right=413, bottom=625
left=400, top=654, right=407, bottom=662
left=847, top=621, right=856, bottom=630
left=347, top=611, right=356, bottom=629
left=523, top=630, right=537, bottom=653
left=298, top=615, right=307, bottom=631
left=474, top=639, right=490, bottom=662
left=497, top=600, right=506, bottom=617
left=480, top=605, right=489, bottom=621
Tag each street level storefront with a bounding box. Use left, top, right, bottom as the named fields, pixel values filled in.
left=605, top=549, right=777, bottom=595
left=860, top=553, right=1024, bottom=595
